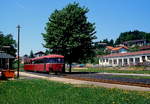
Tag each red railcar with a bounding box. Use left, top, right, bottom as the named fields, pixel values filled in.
left=24, top=54, right=64, bottom=73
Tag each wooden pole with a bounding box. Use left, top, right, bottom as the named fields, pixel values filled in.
left=17, top=25, right=21, bottom=78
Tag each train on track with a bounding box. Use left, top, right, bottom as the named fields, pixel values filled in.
left=24, top=54, right=64, bottom=73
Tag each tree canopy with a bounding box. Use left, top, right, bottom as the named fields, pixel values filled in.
left=42, top=3, right=96, bottom=72
left=115, top=30, right=150, bottom=45
left=0, top=32, right=16, bottom=56
left=29, top=50, right=35, bottom=58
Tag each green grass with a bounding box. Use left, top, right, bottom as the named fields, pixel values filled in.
left=0, top=79, right=150, bottom=104
left=70, top=67, right=150, bottom=74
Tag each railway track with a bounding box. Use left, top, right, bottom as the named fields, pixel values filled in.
left=63, top=73, right=150, bottom=88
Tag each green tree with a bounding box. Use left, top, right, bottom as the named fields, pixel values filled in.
left=102, top=39, right=109, bottom=43
left=29, top=50, right=34, bottom=58
left=42, top=3, right=96, bottom=72
left=115, top=30, right=150, bottom=45
left=0, top=32, right=16, bottom=56
left=129, top=45, right=140, bottom=52
left=45, top=49, right=49, bottom=55
left=23, top=54, right=28, bottom=58
left=45, top=49, right=52, bottom=55
left=108, top=39, right=114, bottom=46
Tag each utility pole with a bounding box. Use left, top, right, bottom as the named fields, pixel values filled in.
left=17, top=25, right=21, bottom=78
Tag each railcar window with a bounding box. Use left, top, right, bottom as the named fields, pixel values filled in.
left=33, top=59, right=45, bottom=64
left=46, top=58, right=64, bottom=63
left=57, top=58, right=64, bottom=63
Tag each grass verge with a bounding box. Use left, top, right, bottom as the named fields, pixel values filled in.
left=0, top=79, right=150, bottom=104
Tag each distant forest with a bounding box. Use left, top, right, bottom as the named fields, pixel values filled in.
left=97, top=30, right=150, bottom=47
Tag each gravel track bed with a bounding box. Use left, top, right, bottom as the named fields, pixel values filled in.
left=64, top=73, right=150, bottom=87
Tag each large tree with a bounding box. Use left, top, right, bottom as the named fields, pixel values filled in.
left=42, top=3, right=96, bottom=72
left=0, top=32, right=16, bottom=56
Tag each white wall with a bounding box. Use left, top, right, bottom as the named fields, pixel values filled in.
left=99, top=54, right=150, bottom=67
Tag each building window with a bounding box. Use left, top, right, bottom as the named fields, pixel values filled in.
left=147, top=56, right=150, bottom=60
left=106, top=59, right=108, bottom=62
left=109, top=60, right=112, bottom=64
left=113, top=59, right=117, bottom=64
left=129, top=58, right=133, bottom=62
left=118, top=59, right=122, bottom=66
left=103, top=59, right=105, bottom=62
left=124, top=59, right=128, bottom=65
left=135, top=58, right=140, bottom=64
left=129, top=58, right=134, bottom=65
left=142, top=56, right=146, bottom=62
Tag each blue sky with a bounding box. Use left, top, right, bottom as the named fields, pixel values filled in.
left=0, top=0, right=150, bottom=56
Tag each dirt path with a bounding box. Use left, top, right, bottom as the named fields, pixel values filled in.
left=20, top=72, right=150, bottom=92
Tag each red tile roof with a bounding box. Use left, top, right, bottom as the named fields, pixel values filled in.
left=111, top=46, right=128, bottom=51
left=106, top=46, right=114, bottom=50
left=100, top=50, right=150, bottom=58
left=106, top=46, right=128, bottom=51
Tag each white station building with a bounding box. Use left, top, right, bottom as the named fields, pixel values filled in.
left=98, top=50, right=150, bottom=67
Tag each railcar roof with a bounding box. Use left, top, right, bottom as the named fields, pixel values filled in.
left=32, top=54, right=64, bottom=61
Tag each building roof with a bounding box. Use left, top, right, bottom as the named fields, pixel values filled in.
left=100, top=50, right=150, bottom=58
left=111, top=46, right=128, bottom=51
left=34, top=51, right=45, bottom=55
left=0, top=52, right=15, bottom=59
left=123, top=39, right=146, bottom=44
left=106, top=46, right=128, bottom=51
left=106, top=46, right=113, bottom=50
